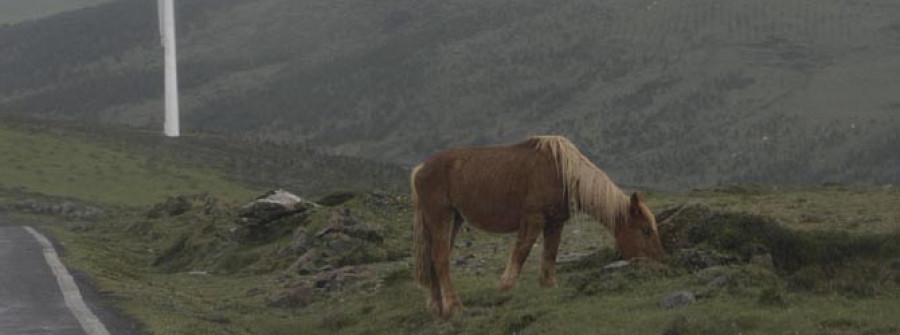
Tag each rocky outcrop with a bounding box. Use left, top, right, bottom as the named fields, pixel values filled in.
left=232, top=190, right=317, bottom=242
left=237, top=190, right=317, bottom=225
left=287, top=209, right=394, bottom=274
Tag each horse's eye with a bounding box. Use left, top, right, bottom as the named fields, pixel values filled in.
left=642, top=227, right=652, bottom=237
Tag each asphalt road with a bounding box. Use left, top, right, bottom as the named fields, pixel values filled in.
left=0, top=224, right=115, bottom=335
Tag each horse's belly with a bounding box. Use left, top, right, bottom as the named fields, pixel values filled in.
left=467, top=213, right=521, bottom=233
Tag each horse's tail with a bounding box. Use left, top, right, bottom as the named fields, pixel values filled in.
left=411, top=164, right=432, bottom=289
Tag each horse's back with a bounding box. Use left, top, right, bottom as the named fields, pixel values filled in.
left=414, top=142, right=567, bottom=232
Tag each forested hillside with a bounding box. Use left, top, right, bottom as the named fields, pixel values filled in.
left=2, top=0, right=899, bottom=189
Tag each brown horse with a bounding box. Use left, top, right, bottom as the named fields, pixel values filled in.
left=411, top=136, right=665, bottom=318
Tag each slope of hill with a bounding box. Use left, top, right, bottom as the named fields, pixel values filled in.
left=0, top=0, right=115, bottom=25
left=44, top=185, right=900, bottom=334
left=0, top=118, right=407, bottom=206
left=0, top=123, right=256, bottom=205
left=1, top=0, right=899, bottom=189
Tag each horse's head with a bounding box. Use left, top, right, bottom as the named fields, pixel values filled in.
left=615, top=192, right=666, bottom=261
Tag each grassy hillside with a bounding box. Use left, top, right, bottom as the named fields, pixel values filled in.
left=1, top=0, right=900, bottom=189
left=44, top=186, right=900, bottom=334
left=0, top=124, right=256, bottom=206
left=0, top=0, right=115, bottom=25
left=0, top=118, right=407, bottom=206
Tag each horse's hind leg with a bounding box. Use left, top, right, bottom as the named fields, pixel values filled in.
left=539, top=221, right=564, bottom=288
left=428, top=209, right=463, bottom=317
left=499, top=213, right=544, bottom=291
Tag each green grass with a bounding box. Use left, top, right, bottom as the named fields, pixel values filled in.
left=649, top=185, right=900, bottom=234
left=42, top=186, right=900, bottom=334
left=0, top=125, right=259, bottom=206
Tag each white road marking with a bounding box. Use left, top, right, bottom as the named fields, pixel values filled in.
left=23, top=226, right=110, bottom=335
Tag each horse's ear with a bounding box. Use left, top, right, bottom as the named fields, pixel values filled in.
left=630, top=192, right=643, bottom=203
left=629, top=192, right=643, bottom=215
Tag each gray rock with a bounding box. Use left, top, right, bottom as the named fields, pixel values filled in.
left=658, top=291, right=696, bottom=309
left=238, top=190, right=315, bottom=225
left=233, top=190, right=314, bottom=242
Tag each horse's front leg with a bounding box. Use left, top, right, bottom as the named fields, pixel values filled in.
left=539, top=221, right=564, bottom=288
left=498, top=214, right=544, bottom=291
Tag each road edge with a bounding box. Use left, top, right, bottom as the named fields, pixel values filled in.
left=24, top=226, right=111, bottom=335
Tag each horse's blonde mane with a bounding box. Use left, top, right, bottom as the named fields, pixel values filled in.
left=531, top=136, right=629, bottom=229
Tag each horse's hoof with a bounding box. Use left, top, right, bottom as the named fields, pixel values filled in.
left=498, top=281, right=516, bottom=291
left=427, top=300, right=442, bottom=315
left=539, top=280, right=557, bottom=288
left=442, top=301, right=463, bottom=319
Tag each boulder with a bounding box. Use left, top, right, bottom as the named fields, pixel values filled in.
left=237, top=190, right=316, bottom=225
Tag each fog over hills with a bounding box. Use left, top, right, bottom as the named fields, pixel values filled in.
left=1, top=0, right=899, bottom=189
left=0, top=0, right=115, bottom=25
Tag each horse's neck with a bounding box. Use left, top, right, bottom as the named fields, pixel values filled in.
left=574, top=169, right=628, bottom=232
